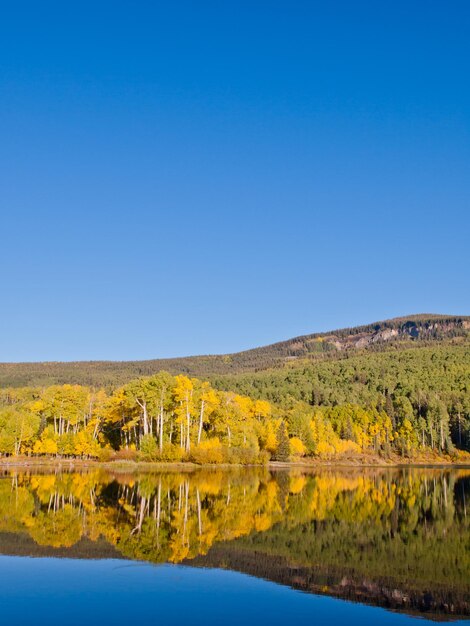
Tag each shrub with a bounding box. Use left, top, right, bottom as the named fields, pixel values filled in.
left=159, top=443, right=186, bottom=462
left=289, top=437, right=306, bottom=457
left=189, top=438, right=224, bottom=464
left=226, top=444, right=261, bottom=465
left=73, top=431, right=101, bottom=458
left=139, top=434, right=159, bottom=461
left=315, top=440, right=336, bottom=458
left=112, top=447, right=138, bottom=462
left=334, top=439, right=361, bottom=455
left=57, top=433, right=75, bottom=456
left=33, top=433, right=58, bottom=456
left=97, top=447, right=113, bottom=462
left=256, top=449, right=270, bottom=465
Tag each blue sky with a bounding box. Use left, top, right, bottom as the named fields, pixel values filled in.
left=1, top=1, right=469, bottom=361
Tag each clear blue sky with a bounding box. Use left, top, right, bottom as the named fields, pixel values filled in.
left=1, top=1, right=469, bottom=362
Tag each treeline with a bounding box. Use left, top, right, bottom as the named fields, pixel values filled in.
left=0, top=374, right=282, bottom=463
left=211, top=344, right=470, bottom=455
left=0, top=350, right=469, bottom=461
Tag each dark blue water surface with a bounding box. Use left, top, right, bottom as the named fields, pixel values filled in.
left=0, top=556, right=466, bottom=626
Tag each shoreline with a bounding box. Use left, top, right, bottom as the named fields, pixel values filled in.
left=0, top=454, right=469, bottom=472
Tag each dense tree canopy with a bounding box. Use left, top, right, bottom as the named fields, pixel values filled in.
left=0, top=318, right=468, bottom=462
left=211, top=343, right=470, bottom=456
left=0, top=375, right=280, bottom=462
left=0, top=341, right=469, bottom=462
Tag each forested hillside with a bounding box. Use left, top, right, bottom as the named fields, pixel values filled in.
left=211, top=342, right=470, bottom=453
left=0, top=315, right=468, bottom=462
left=0, top=314, right=468, bottom=388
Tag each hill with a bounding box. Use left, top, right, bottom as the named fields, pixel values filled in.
left=0, top=314, right=468, bottom=389
left=0, top=314, right=468, bottom=459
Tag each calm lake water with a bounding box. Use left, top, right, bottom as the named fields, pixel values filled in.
left=0, top=467, right=468, bottom=625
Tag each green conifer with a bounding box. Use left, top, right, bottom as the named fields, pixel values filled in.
left=273, top=421, right=290, bottom=462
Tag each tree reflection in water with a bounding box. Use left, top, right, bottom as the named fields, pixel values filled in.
left=0, top=467, right=468, bottom=619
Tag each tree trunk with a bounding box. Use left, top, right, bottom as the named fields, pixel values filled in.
left=135, top=399, right=149, bottom=436
left=197, top=400, right=205, bottom=445
left=93, top=419, right=100, bottom=440
left=186, top=401, right=191, bottom=452
left=159, top=406, right=164, bottom=453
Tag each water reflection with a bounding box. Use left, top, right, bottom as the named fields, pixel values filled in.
left=0, top=467, right=468, bottom=619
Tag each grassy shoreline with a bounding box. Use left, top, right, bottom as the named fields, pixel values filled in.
left=0, top=451, right=469, bottom=472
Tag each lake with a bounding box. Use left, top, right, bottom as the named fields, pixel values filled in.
left=0, top=466, right=468, bottom=625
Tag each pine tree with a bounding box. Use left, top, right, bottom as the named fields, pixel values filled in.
left=273, top=421, right=290, bottom=461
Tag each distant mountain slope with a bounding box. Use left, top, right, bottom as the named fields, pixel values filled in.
left=0, top=314, right=468, bottom=388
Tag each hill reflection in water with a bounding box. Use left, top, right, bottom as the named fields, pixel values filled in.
left=0, top=466, right=468, bottom=620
